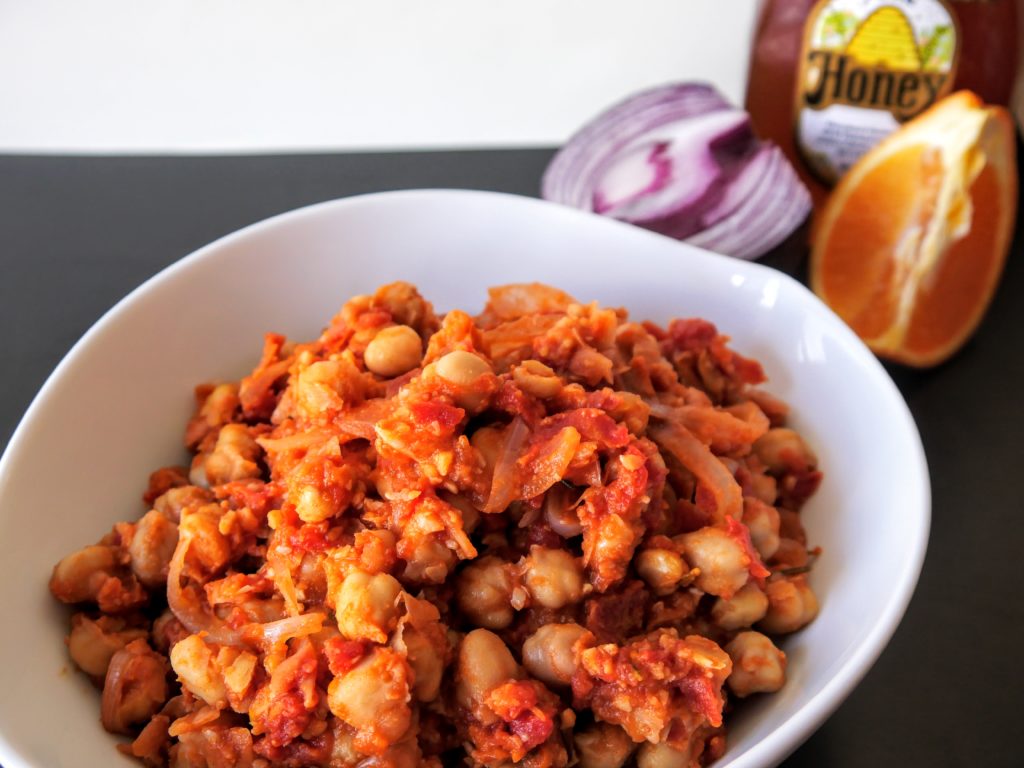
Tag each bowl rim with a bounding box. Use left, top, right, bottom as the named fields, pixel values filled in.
left=0, top=188, right=931, bottom=768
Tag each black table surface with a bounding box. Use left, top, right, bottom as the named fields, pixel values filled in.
left=1, top=151, right=1021, bottom=767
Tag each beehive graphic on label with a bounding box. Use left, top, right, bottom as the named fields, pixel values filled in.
left=845, top=7, right=922, bottom=70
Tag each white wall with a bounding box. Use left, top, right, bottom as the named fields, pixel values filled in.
left=0, top=0, right=758, bottom=153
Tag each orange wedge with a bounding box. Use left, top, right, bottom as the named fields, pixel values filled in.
left=810, top=91, right=1017, bottom=367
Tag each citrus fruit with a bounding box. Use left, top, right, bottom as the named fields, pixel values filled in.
left=810, top=90, right=1017, bottom=367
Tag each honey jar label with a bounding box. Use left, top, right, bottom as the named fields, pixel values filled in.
left=794, top=0, right=959, bottom=184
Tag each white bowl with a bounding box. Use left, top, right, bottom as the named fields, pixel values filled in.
left=0, top=189, right=929, bottom=768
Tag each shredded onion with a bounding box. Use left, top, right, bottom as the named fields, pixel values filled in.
left=544, top=484, right=583, bottom=538
left=542, top=83, right=811, bottom=260
left=166, top=536, right=245, bottom=647
left=267, top=546, right=302, bottom=617
left=483, top=417, right=530, bottom=513
left=519, top=426, right=581, bottom=501
left=649, top=421, right=742, bottom=521
left=243, top=612, right=325, bottom=647
left=649, top=400, right=769, bottom=454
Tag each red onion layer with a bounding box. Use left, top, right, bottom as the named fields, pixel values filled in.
left=541, top=83, right=811, bottom=260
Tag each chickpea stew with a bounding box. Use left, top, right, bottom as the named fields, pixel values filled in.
left=49, top=282, right=822, bottom=767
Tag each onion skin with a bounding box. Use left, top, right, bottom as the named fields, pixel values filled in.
left=542, top=83, right=811, bottom=260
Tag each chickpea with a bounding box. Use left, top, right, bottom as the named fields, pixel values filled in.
left=296, top=552, right=328, bottom=604
left=436, top=350, right=491, bottom=387
left=327, top=719, right=361, bottom=766
left=743, top=498, right=781, bottom=560
left=753, top=428, right=817, bottom=474
left=435, top=350, right=493, bottom=411
left=636, top=741, right=692, bottom=768
left=175, top=727, right=257, bottom=766
left=202, top=423, right=262, bottom=486
left=328, top=646, right=412, bottom=747
left=677, top=527, right=750, bottom=598
left=711, top=582, right=769, bottom=630
left=294, top=484, right=339, bottom=524
left=170, top=634, right=227, bottom=707
left=636, top=548, right=686, bottom=595
left=401, top=535, right=457, bottom=584
left=363, top=736, right=424, bottom=768
left=129, top=509, right=179, bottom=587
left=455, top=629, right=520, bottom=710
left=725, top=631, right=787, bottom=697
left=101, top=640, right=168, bottom=735
left=50, top=545, right=118, bottom=604
left=178, top=503, right=232, bottom=574
left=153, top=485, right=211, bottom=523
left=185, top=383, right=239, bottom=450
left=455, top=556, right=515, bottom=629
left=521, top=546, right=584, bottom=609
left=512, top=360, right=562, bottom=399
left=199, top=383, right=239, bottom=427
left=522, top=623, right=587, bottom=687
left=294, top=357, right=356, bottom=417
left=393, top=620, right=444, bottom=703
left=221, top=649, right=258, bottom=700
left=364, top=325, right=423, bottom=377
left=574, top=721, right=635, bottom=768
left=334, top=570, right=403, bottom=643
left=759, top=575, right=819, bottom=634
left=441, top=490, right=481, bottom=534
left=67, top=614, right=147, bottom=679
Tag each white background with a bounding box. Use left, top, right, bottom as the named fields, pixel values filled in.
left=0, top=0, right=759, bottom=153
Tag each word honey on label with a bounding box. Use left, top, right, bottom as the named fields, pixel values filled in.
left=794, top=0, right=958, bottom=184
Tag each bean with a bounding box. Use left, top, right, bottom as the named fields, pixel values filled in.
left=455, top=556, right=515, bottom=629
left=753, top=428, right=817, bottom=473
left=436, top=350, right=492, bottom=387
left=574, top=721, right=635, bottom=768
left=67, top=615, right=147, bottom=679
left=327, top=646, right=411, bottom=746
left=636, top=741, right=692, bottom=768
left=636, top=548, right=686, bottom=595
left=725, top=631, right=787, bottom=697
left=711, top=582, right=769, bottom=630
left=170, top=634, right=227, bottom=707
left=455, top=629, right=519, bottom=709
left=334, top=570, right=403, bottom=643
left=678, top=527, right=749, bottom=598
left=521, top=546, right=584, bottom=609
left=101, top=640, right=168, bottom=735
left=130, top=509, right=179, bottom=587
left=759, top=575, right=818, bottom=634
left=512, top=360, right=562, bottom=399
left=364, top=325, right=423, bottom=377
left=521, top=623, right=587, bottom=687
left=743, top=497, right=781, bottom=560
left=50, top=545, right=118, bottom=604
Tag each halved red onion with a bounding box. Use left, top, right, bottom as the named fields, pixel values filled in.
left=541, top=83, right=811, bottom=260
